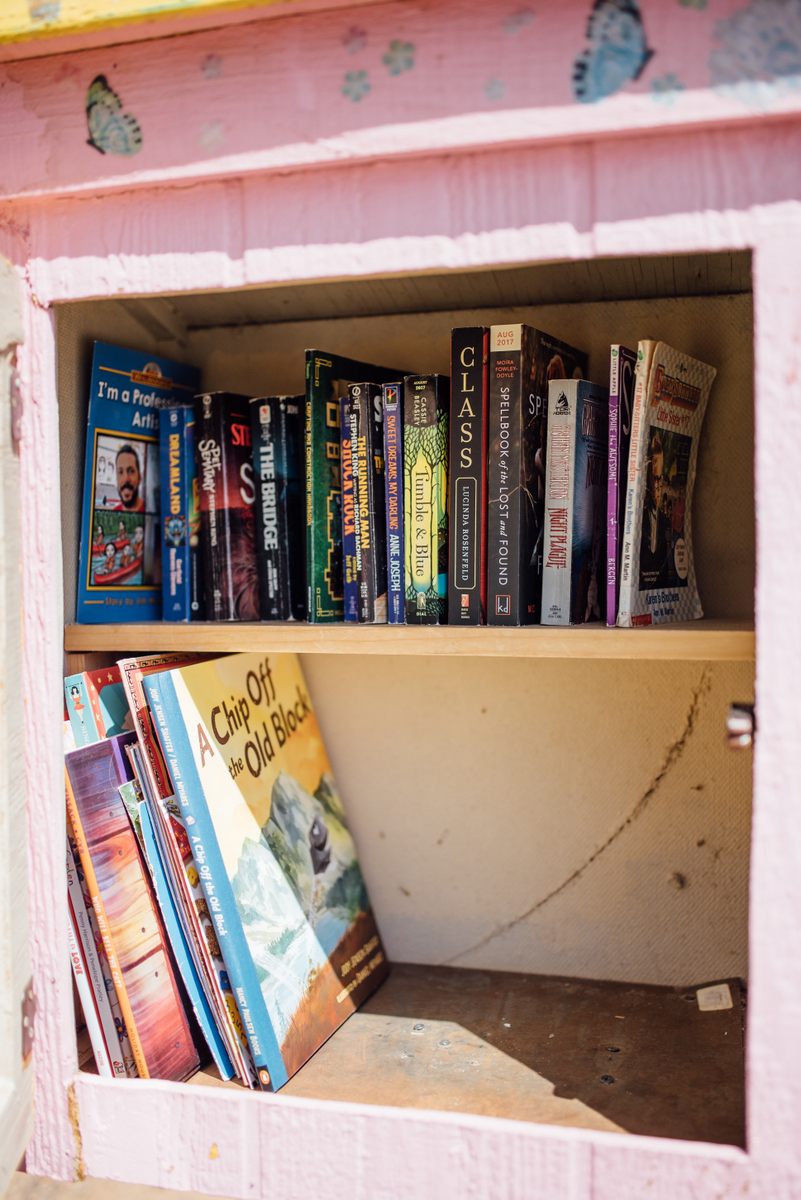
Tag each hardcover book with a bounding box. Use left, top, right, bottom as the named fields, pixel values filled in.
left=304, top=351, right=405, bottom=623
left=403, top=374, right=450, bottom=625
left=348, top=382, right=387, bottom=624
left=142, top=652, right=389, bottom=1091
left=65, top=664, right=134, bottom=745
left=448, top=328, right=489, bottom=625
left=196, top=392, right=260, bottom=622
left=606, top=345, right=637, bottom=626
left=249, top=396, right=306, bottom=622
left=76, top=343, right=199, bottom=623
left=382, top=384, right=404, bottom=624
left=541, top=379, right=609, bottom=626
left=486, top=326, right=587, bottom=625
left=617, top=342, right=717, bottom=627
left=340, top=394, right=358, bottom=623
left=65, top=735, right=200, bottom=1081
left=160, top=404, right=204, bottom=622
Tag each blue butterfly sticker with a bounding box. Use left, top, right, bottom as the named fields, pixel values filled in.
left=86, top=75, right=143, bottom=157
left=572, top=0, right=654, bottom=104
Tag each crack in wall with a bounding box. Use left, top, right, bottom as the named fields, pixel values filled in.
left=444, top=666, right=713, bottom=965
left=67, top=1081, right=85, bottom=1182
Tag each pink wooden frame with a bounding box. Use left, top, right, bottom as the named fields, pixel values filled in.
left=3, top=4, right=800, bottom=1194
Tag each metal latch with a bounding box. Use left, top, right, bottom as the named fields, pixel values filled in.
left=726, top=704, right=755, bottom=750
left=22, top=979, right=36, bottom=1063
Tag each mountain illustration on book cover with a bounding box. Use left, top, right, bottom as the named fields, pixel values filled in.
left=145, top=653, right=388, bottom=1084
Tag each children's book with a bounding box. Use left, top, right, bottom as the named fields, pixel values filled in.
left=77, top=343, right=200, bottom=623
left=448, top=328, right=489, bottom=625
left=67, top=893, right=115, bottom=1078
left=541, top=379, right=609, bottom=625
left=403, top=374, right=450, bottom=624
left=617, top=342, right=717, bottom=627
left=249, top=396, right=305, bottom=622
left=142, top=652, right=389, bottom=1091
left=382, top=384, right=404, bottom=625
left=606, top=345, right=638, bottom=626
left=65, top=664, right=135, bottom=746
left=160, top=405, right=204, bottom=622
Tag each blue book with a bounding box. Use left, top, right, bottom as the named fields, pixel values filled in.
left=341, top=394, right=359, bottom=622
left=382, top=383, right=404, bottom=624
left=76, top=343, right=200, bottom=623
left=160, top=405, right=203, bottom=622
left=138, top=802, right=235, bottom=1080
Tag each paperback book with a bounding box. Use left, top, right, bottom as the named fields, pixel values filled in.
left=382, top=384, right=404, bottom=624
left=76, top=343, right=199, bottom=623
left=250, top=396, right=306, bottom=622
left=606, top=345, right=637, bottom=626
left=348, top=382, right=388, bottom=623
left=65, top=663, right=134, bottom=745
left=617, top=342, right=717, bottom=627
left=403, top=374, right=450, bottom=625
left=142, top=652, right=389, bottom=1091
left=448, top=328, right=489, bottom=625
left=541, top=379, right=609, bottom=625
left=160, top=404, right=204, bottom=622
left=340, top=394, right=358, bottom=623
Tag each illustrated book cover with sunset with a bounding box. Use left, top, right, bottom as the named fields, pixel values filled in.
left=141, top=652, right=388, bottom=1092
left=77, top=342, right=200, bottom=624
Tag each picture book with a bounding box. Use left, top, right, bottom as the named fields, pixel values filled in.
left=160, top=405, right=204, bottom=622
left=65, top=664, right=135, bottom=746
left=65, top=736, right=199, bottom=1081
left=348, top=382, right=387, bottom=624
left=487, top=326, right=587, bottom=625
left=617, top=342, right=717, bottom=627
left=448, top=328, right=489, bottom=625
left=305, top=350, right=405, bottom=623
left=382, top=384, right=404, bottom=625
left=403, top=374, right=450, bottom=625
left=142, top=652, right=389, bottom=1091
left=249, top=396, right=305, bottom=622
left=196, top=392, right=260, bottom=622
left=541, top=379, right=609, bottom=626
left=67, top=893, right=115, bottom=1078
left=606, top=345, right=637, bottom=626
left=76, top=343, right=200, bottom=623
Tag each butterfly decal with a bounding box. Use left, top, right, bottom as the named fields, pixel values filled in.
left=85, top=75, right=143, bottom=156
left=572, top=0, right=654, bottom=104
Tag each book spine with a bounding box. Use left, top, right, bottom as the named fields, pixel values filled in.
left=281, top=399, right=306, bottom=622
left=404, top=376, right=449, bottom=624
left=449, top=328, right=489, bottom=625
left=607, top=348, right=621, bottom=626
left=66, top=833, right=127, bottom=1077
left=142, top=672, right=288, bottom=1091
left=340, top=395, right=359, bottom=622
left=617, top=343, right=653, bottom=627
left=382, top=385, right=404, bottom=624
left=65, top=767, right=150, bottom=1078
left=196, top=394, right=230, bottom=622
left=487, top=328, right=523, bottom=625
left=353, top=383, right=387, bottom=623
left=250, top=399, right=287, bottom=621
left=304, top=355, right=344, bottom=623
left=68, top=893, right=114, bottom=1078
left=161, top=407, right=191, bottom=622
left=541, top=383, right=576, bottom=625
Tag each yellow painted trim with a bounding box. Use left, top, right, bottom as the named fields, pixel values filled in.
left=0, top=0, right=304, bottom=44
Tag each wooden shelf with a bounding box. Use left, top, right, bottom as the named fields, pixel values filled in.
left=64, top=618, right=755, bottom=660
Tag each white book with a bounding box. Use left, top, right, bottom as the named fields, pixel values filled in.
left=68, top=895, right=114, bottom=1078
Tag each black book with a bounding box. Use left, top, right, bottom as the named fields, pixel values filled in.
left=403, top=373, right=450, bottom=625
left=486, top=325, right=587, bottom=625
left=249, top=396, right=306, bottom=622
left=448, top=327, right=489, bottom=625
left=347, top=382, right=388, bottom=623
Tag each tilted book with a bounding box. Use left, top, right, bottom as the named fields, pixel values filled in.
left=348, top=383, right=387, bottom=624
left=541, top=379, right=609, bottom=626
left=382, top=384, right=404, bottom=624
left=449, top=328, right=489, bottom=625
left=403, top=374, right=450, bottom=625
left=304, top=350, right=405, bottom=623
left=617, top=342, right=717, bottom=627
left=195, top=392, right=260, bottom=621
left=606, top=345, right=637, bottom=626
left=487, top=325, right=587, bottom=625
left=65, top=663, right=134, bottom=745
left=160, top=404, right=204, bottom=622
left=77, top=342, right=199, bottom=623
left=142, top=652, right=389, bottom=1090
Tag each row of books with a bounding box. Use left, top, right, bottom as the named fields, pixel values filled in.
left=64, top=650, right=387, bottom=1087
left=75, top=332, right=716, bottom=628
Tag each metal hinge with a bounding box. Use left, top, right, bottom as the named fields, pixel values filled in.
left=726, top=704, right=755, bottom=750
left=22, top=979, right=36, bottom=1063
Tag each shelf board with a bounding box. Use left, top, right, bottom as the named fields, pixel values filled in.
left=64, top=618, right=755, bottom=661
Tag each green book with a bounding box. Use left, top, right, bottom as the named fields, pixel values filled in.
left=305, top=350, right=406, bottom=623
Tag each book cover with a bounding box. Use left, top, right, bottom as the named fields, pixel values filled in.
left=449, top=328, right=489, bottom=625
left=403, top=374, right=450, bottom=625
left=382, top=384, right=404, bottom=625
left=250, top=396, right=306, bottom=623
left=349, top=382, right=387, bottom=624
left=142, top=653, right=389, bottom=1090
left=340, top=394, right=358, bottom=623
left=68, top=892, right=114, bottom=1078
left=160, top=405, right=204, bottom=622
left=77, top=343, right=199, bottom=623
left=606, top=345, right=637, bottom=626
left=304, top=351, right=405, bottom=623
left=487, top=325, right=588, bottom=625
left=617, top=342, right=717, bottom=627
left=65, top=664, right=135, bottom=746
left=541, top=379, right=609, bottom=626
left=195, top=392, right=260, bottom=622
left=65, top=736, right=200, bottom=1081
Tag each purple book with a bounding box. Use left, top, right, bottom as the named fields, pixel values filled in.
left=606, top=345, right=638, bottom=625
